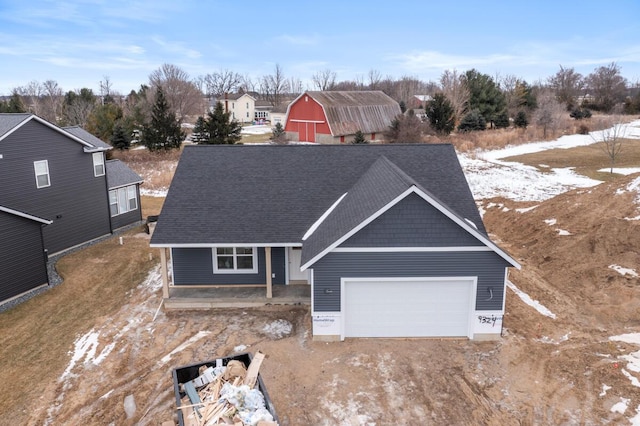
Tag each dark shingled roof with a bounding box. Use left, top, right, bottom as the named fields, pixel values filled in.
left=296, top=91, right=401, bottom=136
left=150, top=144, right=486, bottom=248
left=106, top=160, right=143, bottom=189
left=0, top=113, right=31, bottom=139
left=63, top=126, right=112, bottom=149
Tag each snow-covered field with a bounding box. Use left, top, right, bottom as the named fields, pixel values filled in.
left=460, top=120, right=640, bottom=202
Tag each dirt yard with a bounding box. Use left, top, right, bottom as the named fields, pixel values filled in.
left=7, top=170, right=637, bottom=426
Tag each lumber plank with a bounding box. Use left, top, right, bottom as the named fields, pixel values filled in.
left=243, top=351, right=265, bottom=388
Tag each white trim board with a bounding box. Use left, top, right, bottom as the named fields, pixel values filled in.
left=332, top=246, right=493, bottom=253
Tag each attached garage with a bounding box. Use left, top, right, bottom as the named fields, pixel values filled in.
left=342, top=277, right=476, bottom=339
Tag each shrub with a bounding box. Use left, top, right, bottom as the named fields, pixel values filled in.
left=457, top=110, right=486, bottom=132
left=577, top=124, right=590, bottom=135
left=570, top=108, right=592, bottom=120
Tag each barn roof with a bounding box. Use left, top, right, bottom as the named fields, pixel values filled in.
left=292, top=91, right=401, bottom=136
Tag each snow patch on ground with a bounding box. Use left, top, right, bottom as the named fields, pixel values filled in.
left=610, top=333, right=640, bottom=346
left=262, top=319, right=292, bottom=339
left=609, top=265, right=639, bottom=278
left=612, top=397, right=630, bottom=414
left=157, top=331, right=212, bottom=366
left=507, top=281, right=556, bottom=319
left=241, top=125, right=273, bottom=135
left=557, top=229, right=571, bottom=236
left=140, top=188, right=169, bottom=197
left=516, top=205, right=538, bottom=213
left=600, top=384, right=612, bottom=397
left=544, top=218, right=557, bottom=226
left=599, top=168, right=640, bottom=175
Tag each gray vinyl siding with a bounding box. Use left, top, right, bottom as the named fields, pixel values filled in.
left=0, top=213, right=48, bottom=302
left=110, top=186, right=142, bottom=230
left=271, top=247, right=286, bottom=285
left=341, top=193, right=484, bottom=247
left=172, top=247, right=286, bottom=285
left=312, top=251, right=510, bottom=312
left=0, top=120, right=112, bottom=254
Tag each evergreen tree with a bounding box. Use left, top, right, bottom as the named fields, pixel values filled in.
left=198, top=102, right=242, bottom=145
left=191, top=116, right=209, bottom=143
left=463, top=69, right=506, bottom=128
left=457, top=110, right=486, bottom=132
left=141, top=87, right=184, bottom=151
left=514, top=111, right=529, bottom=129
left=271, top=122, right=286, bottom=144
left=425, top=93, right=455, bottom=135
left=110, top=122, right=130, bottom=150
left=494, top=110, right=510, bottom=129
left=398, top=100, right=407, bottom=113
left=352, top=130, right=368, bottom=144
left=1, top=92, right=26, bottom=112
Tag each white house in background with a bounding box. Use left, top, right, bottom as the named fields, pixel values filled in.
left=217, top=93, right=256, bottom=123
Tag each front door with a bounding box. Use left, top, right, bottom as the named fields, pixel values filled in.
left=288, top=247, right=309, bottom=283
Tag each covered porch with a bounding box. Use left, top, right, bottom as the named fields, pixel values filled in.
left=163, top=284, right=311, bottom=309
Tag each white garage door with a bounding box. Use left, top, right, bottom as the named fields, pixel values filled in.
left=343, top=278, right=475, bottom=338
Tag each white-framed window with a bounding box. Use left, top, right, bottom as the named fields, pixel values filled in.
left=92, top=152, right=105, bottom=177
left=246, top=102, right=249, bottom=109
left=246, top=111, right=249, bottom=118
left=34, top=160, right=50, bottom=188
left=213, top=247, right=257, bottom=274
left=255, top=111, right=268, bottom=119
left=108, top=185, right=138, bottom=216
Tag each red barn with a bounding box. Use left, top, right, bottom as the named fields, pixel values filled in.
left=284, top=91, right=401, bottom=144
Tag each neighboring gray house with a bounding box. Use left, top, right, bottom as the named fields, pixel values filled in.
left=150, top=144, right=519, bottom=341
left=0, top=114, right=143, bottom=305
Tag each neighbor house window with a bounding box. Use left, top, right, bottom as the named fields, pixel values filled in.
left=34, top=160, right=50, bottom=188
left=108, top=185, right=138, bottom=216
left=92, top=152, right=105, bottom=176
left=254, top=111, right=268, bottom=119
left=246, top=102, right=249, bottom=109
left=213, top=247, right=257, bottom=273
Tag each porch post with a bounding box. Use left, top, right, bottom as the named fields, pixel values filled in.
left=265, top=246, right=272, bottom=298
left=160, top=247, right=169, bottom=299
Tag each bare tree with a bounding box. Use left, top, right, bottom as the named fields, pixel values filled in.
left=99, top=76, right=114, bottom=104
left=202, top=69, right=242, bottom=98
left=595, top=120, right=627, bottom=173
left=312, top=69, right=337, bottom=91
left=384, top=110, right=425, bottom=143
left=548, top=65, right=584, bottom=108
left=585, top=62, right=627, bottom=112
left=239, top=74, right=256, bottom=93
left=534, top=90, right=564, bottom=138
left=15, top=80, right=44, bottom=116
left=439, top=69, right=469, bottom=124
left=39, top=80, right=64, bottom=123
left=259, top=64, right=290, bottom=107
left=368, top=69, right=382, bottom=90
left=394, top=76, right=427, bottom=107
left=288, top=76, right=304, bottom=95
left=149, top=63, right=205, bottom=120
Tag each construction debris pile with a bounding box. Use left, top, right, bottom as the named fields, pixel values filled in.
left=177, top=352, right=278, bottom=426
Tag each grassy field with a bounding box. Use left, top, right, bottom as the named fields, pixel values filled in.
left=0, top=219, right=158, bottom=424
left=500, top=138, right=640, bottom=181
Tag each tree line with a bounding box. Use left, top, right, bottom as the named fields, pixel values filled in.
left=1, top=62, right=639, bottom=149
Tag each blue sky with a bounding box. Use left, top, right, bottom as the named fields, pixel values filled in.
left=1, top=0, right=639, bottom=95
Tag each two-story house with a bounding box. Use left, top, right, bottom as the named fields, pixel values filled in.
left=218, top=93, right=256, bottom=123
left=0, top=114, right=143, bottom=305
